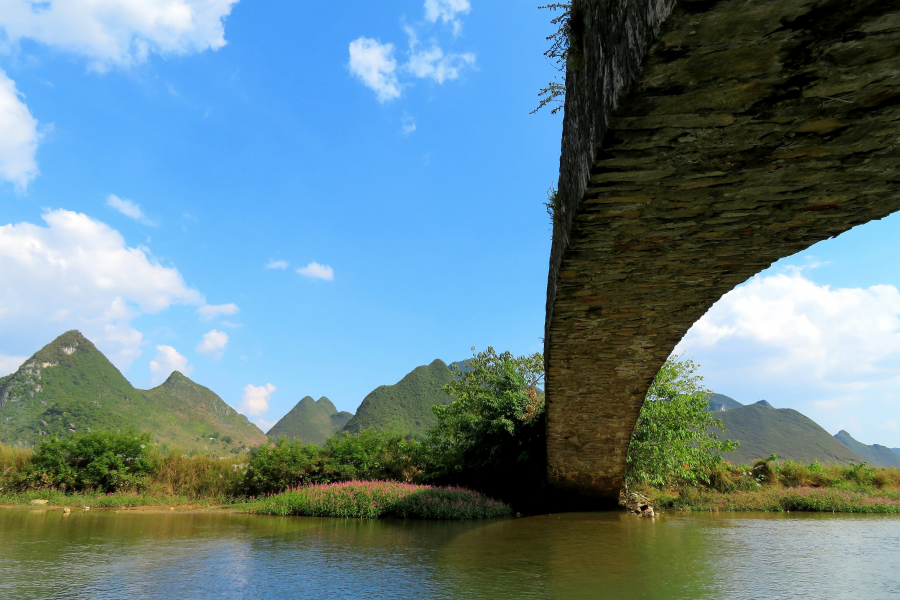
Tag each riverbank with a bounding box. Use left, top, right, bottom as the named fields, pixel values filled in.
left=0, top=481, right=512, bottom=519
left=646, top=485, right=900, bottom=513
left=641, top=459, right=900, bottom=514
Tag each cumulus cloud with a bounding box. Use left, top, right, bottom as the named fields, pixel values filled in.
left=0, top=0, right=238, bottom=70
left=424, top=0, right=471, bottom=35
left=676, top=268, right=900, bottom=445
left=349, top=37, right=401, bottom=102
left=197, top=303, right=239, bottom=321
left=349, top=2, right=475, bottom=101
left=0, top=68, right=40, bottom=190
left=149, top=345, right=193, bottom=384
left=0, top=209, right=204, bottom=368
left=265, top=259, right=289, bottom=270
left=240, top=383, right=275, bottom=417
left=402, top=116, right=416, bottom=135
left=406, top=46, right=475, bottom=84
left=106, top=194, right=156, bottom=226
left=196, top=329, right=228, bottom=356
left=297, top=262, right=334, bottom=281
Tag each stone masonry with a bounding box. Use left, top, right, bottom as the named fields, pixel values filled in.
left=546, top=0, right=900, bottom=504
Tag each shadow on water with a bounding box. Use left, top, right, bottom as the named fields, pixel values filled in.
left=1, top=509, right=898, bottom=599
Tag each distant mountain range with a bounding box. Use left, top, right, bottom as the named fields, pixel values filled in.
left=7, top=332, right=896, bottom=469
left=267, top=358, right=463, bottom=444
left=835, top=430, right=900, bottom=468
left=0, top=331, right=266, bottom=452
left=708, top=394, right=896, bottom=467
left=342, top=359, right=455, bottom=438
left=266, top=396, right=352, bottom=445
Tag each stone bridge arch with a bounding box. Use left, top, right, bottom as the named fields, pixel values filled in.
left=545, top=0, right=900, bottom=505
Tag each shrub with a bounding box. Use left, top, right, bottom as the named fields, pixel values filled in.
left=708, top=464, right=757, bottom=493
left=322, top=429, right=424, bottom=483
left=842, top=462, right=876, bottom=487
left=242, top=437, right=324, bottom=496
left=148, top=452, right=244, bottom=498
left=752, top=454, right=779, bottom=485
left=427, top=347, right=546, bottom=502
left=626, top=356, right=739, bottom=488
left=11, top=431, right=155, bottom=492
left=777, top=460, right=811, bottom=487
left=873, top=468, right=900, bottom=489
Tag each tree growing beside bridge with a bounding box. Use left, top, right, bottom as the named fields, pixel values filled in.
left=427, top=347, right=546, bottom=500
left=626, top=356, right=739, bottom=488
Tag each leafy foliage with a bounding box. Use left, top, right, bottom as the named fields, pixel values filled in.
left=626, top=356, right=739, bottom=487
left=11, top=430, right=156, bottom=492
left=532, top=3, right=573, bottom=115
left=427, top=347, right=545, bottom=499
left=241, top=430, right=425, bottom=496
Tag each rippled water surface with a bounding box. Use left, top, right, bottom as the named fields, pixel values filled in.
left=1, top=508, right=898, bottom=599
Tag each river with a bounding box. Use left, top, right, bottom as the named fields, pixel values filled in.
left=1, top=508, right=897, bottom=599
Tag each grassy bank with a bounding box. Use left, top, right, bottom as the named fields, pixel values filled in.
left=0, top=434, right=511, bottom=519
left=641, top=459, right=900, bottom=514
left=0, top=481, right=512, bottom=519
left=243, top=481, right=511, bottom=519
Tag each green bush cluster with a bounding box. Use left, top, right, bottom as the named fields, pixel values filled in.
left=238, top=429, right=426, bottom=496
left=9, top=431, right=156, bottom=493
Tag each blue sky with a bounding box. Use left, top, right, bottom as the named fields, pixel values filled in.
left=0, top=0, right=897, bottom=446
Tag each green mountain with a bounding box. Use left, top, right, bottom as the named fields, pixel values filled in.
left=834, top=430, right=900, bottom=468
left=713, top=402, right=866, bottom=466
left=266, top=396, right=353, bottom=445
left=0, top=331, right=266, bottom=452
left=342, top=358, right=454, bottom=437
left=707, top=393, right=742, bottom=412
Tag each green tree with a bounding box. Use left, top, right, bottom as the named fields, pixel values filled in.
left=626, top=356, right=739, bottom=487
left=428, top=347, right=545, bottom=498
left=12, top=430, right=156, bottom=492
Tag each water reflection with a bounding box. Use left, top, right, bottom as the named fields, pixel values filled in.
left=0, top=509, right=897, bottom=599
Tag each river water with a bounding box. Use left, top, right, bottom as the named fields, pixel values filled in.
left=1, top=508, right=897, bottom=599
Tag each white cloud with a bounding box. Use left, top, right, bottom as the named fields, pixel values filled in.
left=0, top=209, right=204, bottom=368
left=265, top=259, right=289, bottom=270
left=402, top=116, right=416, bottom=135
left=149, top=344, right=193, bottom=384
left=297, top=262, right=334, bottom=281
left=256, top=417, right=275, bottom=432
left=196, top=329, right=228, bottom=356
left=676, top=268, right=900, bottom=445
left=0, top=355, right=26, bottom=377
left=424, top=0, right=471, bottom=35
left=0, top=68, right=40, bottom=189
left=197, top=303, right=239, bottom=321
left=0, top=0, right=239, bottom=70
left=349, top=37, right=401, bottom=102
left=240, top=383, right=275, bottom=417
left=106, top=194, right=157, bottom=226
left=406, top=46, right=475, bottom=84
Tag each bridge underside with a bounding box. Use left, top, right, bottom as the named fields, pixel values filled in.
left=546, top=0, right=900, bottom=504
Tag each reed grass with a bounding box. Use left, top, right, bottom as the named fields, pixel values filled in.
left=245, top=480, right=512, bottom=519
left=646, top=460, right=900, bottom=513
